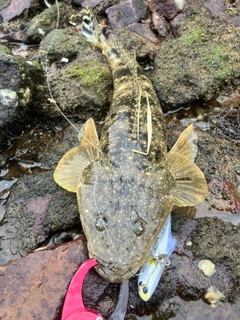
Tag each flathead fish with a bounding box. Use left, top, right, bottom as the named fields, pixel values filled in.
left=54, top=6, right=207, bottom=283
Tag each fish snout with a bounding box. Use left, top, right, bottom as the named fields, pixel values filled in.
left=94, top=260, right=140, bottom=283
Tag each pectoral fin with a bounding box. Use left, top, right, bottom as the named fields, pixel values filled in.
left=170, top=124, right=198, bottom=162
left=54, top=118, right=100, bottom=192
left=166, top=152, right=207, bottom=206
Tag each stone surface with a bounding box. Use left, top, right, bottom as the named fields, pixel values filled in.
left=106, top=0, right=147, bottom=29
left=24, top=2, right=69, bottom=44
left=127, top=22, right=161, bottom=44
left=1, top=218, right=239, bottom=319
left=0, top=123, right=83, bottom=265
left=0, top=0, right=30, bottom=22
left=0, top=53, right=49, bottom=150
left=0, top=235, right=118, bottom=320
left=152, top=4, right=240, bottom=111
left=148, top=0, right=178, bottom=21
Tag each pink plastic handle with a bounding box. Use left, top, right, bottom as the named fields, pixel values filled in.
left=62, top=258, right=104, bottom=320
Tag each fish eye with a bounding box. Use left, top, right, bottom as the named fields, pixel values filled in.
left=83, top=18, right=90, bottom=24
left=143, top=287, right=148, bottom=294
left=133, top=218, right=145, bottom=236
left=95, top=216, right=107, bottom=231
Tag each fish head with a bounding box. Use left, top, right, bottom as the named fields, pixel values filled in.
left=77, top=161, right=176, bottom=283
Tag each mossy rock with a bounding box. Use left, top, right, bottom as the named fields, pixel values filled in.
left=25, top=3, right=65, bottom=43
left=0, top=44, right=12, bottom=55
left=152, top=7, right=240, bottom=111
left=49, top=52, right=112, bottom=120
left=63, top=58, right=110, bottom=87
left=40, top=28, right=86, bottom=62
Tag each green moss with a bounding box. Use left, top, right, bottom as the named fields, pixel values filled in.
left=0, top=45, right=12, bottom=55
left=152, top=11, right=238, bottom=108
left=64, top=59, right=110, bottom=87
left=27, top=3, right=63, bottom=39
left=201, top=43, right=234, bottom=83
left=180, top=26, right=207, bottom=46
left=40, top=29, right=81, bottom=61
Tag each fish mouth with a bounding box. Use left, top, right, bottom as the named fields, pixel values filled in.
left=91, top=255, right=142, bottom=283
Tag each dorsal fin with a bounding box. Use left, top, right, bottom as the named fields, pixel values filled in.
left=54, top=118, right=100, bottom=192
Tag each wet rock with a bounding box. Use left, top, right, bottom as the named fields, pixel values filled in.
left=0, top=0, right=11, bottom=11
left=196, top=201, right=240, bottom=225
left=0, top=235, right=118, bottom=320
left=153, top=297, right=240, bottom=320
left=125, top=216, right=239, bottom=318
left=24, top=2, right=68, bottom=44
left=0, top=170, right=79, bottom=265
left=191, top=217, right=240, bottom=281
left=116, top=28, right=158, bottom=59
left=0, top=122, right=93, bottom=265
left=106, top=0, right=147, bottom=29
left=0, top=53, right=49, bottom=149
left=231, top=15, right=240, bottom=27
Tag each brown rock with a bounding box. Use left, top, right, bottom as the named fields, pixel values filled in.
left=0, top=0, right=30, bottom=22
left=127, top=22, right=161, bottom=45
left=0, top=235, right=118, bottom=320
left=148, top=0, right=178, bottom=21
left=152, top=10, right=169, bottom=37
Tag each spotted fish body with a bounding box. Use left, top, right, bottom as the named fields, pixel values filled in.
left=54, top=6, right=207, bottom=283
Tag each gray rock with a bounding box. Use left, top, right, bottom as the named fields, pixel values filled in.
left=0, top=170, right=79, bottom=265
left=106, top=0, right=147, bottom=29
left=0, top=53, right=50, bottom=149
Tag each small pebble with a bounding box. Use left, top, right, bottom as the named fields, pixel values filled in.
left=198, top=259, right=216, bottom=277
left=61, top=57, right=69, bottom=63
left=186, top=240, right=192, bottom=247
left=205, top=286, right=225, bottom=307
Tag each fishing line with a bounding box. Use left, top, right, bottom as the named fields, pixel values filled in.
left=42, top=0, right=102, bottom=154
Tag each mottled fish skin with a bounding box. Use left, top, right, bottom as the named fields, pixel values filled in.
left=55, top=7, right=207, bottom=283
left=78, top=7, right=176, bottom=282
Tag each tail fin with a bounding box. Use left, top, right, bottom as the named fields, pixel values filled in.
left=81, top=6, right=104, bottom=48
